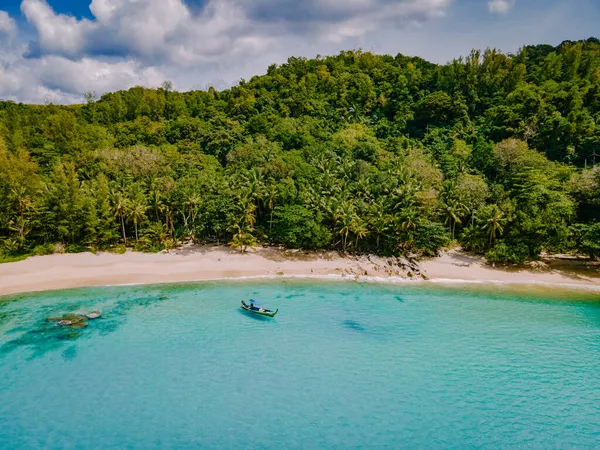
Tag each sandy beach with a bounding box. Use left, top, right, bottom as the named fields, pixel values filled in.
left=0, top=245, right=599, bottom=296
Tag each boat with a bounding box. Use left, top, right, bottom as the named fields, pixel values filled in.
left=85, top=312, right=101, bottom=320
left=241, top=300, right=278, bottom=317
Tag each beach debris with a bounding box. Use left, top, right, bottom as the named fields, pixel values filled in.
left=526, top=260, right=548, bottom=271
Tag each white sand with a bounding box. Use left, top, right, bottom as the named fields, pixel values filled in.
left=0, top=246, right=598, bottom=296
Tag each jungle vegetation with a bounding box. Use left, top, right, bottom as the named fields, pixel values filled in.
left=2, top=39, right=600, bottom=263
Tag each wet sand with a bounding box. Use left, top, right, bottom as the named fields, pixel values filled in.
left=0, top=246, right=599, bottom=296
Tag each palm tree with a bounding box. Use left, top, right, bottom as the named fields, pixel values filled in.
left=142, top=222, right=169, bottom=249
left=227, top=224, right=257, bottom=253
left=181, top=191, right=201, bottom=237
left=10, top=186, right=33, bottom=243
left=443, top=198, right=468, bottom=240
left=369, top=205, right=390, bottom=250
left=128, top=198, right=147, bottom=242
left=350, top=217, right=368, bottom=252
left=239, top=197, right=257, bottom=228
left=242, top=169, right=266, bottom=218
left=399, top=207, right=418, bottom=233
left=460, top=225, right=486, bottom=253
left=264, top=184, right=278, bottom=234
left=482, top=206, right=505, bottom=246
left=111, top=190, right=128, bottom=244
left=337, top=212, right=353, bottom=252
left=149, top=187, right=164, bottom=222
left=228, top=195, right=258, bottom=253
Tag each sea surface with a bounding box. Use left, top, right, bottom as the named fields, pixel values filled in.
left=1, top=280, right=600, bottom=449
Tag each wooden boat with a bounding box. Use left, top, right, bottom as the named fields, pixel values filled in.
left=241, top=300, right=278, bottom=317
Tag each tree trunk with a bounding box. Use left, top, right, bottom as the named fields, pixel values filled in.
left=135, top=221, right=138, bottom=241
left=121, top=213, right=127, bottom=244
left=182, top=213, right=189, bottom=235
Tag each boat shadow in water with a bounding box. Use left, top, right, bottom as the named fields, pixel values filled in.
left=343, top=320, right=366, bottom=332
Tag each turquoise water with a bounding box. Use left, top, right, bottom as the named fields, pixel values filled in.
left=1, top=281, right=600, bottom=449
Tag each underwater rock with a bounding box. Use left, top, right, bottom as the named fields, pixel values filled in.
left=48, top=313, right=89, bottom=329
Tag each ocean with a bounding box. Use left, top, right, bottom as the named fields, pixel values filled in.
left=1, top=280, right=600, bottom=448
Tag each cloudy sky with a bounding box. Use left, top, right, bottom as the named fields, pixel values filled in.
left=0, top=0, right=598, bottom=104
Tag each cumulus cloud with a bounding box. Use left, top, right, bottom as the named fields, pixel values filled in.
left=3, top=0, right=453, bottom=103
left=488, top=0, right=515, bottom=15
left=244, top=0, right=451, bottom=41
left=0, top=57, right=166, bottom=104
left=21, top=0, right=451, bottom=64
left=21, top=0, right=272, bottom=65
left=0, top=10, right=16, bottom=38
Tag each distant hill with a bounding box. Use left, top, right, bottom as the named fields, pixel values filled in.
left=1, top=39, right=600, bottom=263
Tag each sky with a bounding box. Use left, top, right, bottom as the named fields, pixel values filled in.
left=0, top=0, right=598, bottom=104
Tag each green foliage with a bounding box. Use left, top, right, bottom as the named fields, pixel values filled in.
left=0, top=251, right=31, bottom=264
left=108, top=244, right=127, bottom=254
left=412, top=224, right=451, bottom=257
left=65, top=244, right=88, bottom=254
left=1, top=41, right=599, bottom=262
left=485, top=241, right=530, bottom=265
left=460, top=225, right=487, bottom=253
left=32, top=243, right=55, bottom=256
left=570, top=223, right=600, bottom=259
left=271, top=205, right=332, bottom=249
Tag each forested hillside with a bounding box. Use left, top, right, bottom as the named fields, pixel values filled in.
left=2, top=39, right=600, bottom=263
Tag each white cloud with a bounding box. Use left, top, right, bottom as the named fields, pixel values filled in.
left=20, top=0, right=268, bottom=65
left=20, top=0, right=89, bottom=55
left=0, top=56, right=166, bottom=104
left=0, top=0, right=454, bottom=103
left=0, top=10, right=16, bottom=38
left=0, top=0, right=595, bottom=106
left=20, top=0, right=451, bottom=65
left=488, top=0, right=516, bottom=15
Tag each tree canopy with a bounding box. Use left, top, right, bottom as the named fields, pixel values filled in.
left=2, top=39, right=600, bottom=263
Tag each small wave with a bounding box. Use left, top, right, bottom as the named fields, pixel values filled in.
left=96, top=274, right=600, bottom=293
left=428, top=278, right=600, bottom=292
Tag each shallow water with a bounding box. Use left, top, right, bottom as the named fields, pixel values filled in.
left=1, top=280, right=600, bottom=448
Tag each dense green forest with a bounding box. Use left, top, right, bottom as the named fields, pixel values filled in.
left=2, top=39, right=600, bottom=263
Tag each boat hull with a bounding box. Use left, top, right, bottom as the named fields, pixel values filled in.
left=240, top=302, right=278, bottom=317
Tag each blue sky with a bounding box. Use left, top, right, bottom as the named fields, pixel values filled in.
left=0, top=0, right=598, bottom=103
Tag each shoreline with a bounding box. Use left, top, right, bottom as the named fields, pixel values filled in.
left=1, top=245, right=599, bottom=296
